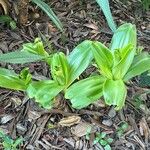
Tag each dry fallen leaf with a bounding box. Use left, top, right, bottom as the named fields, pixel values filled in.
left=84, top=23, right=99, bottom=31
left=27, top=110, right=41, bottom=121
left=0, top=0, right=9, bottom=14
left=139, top=117, right=150, bottom=141
left=71, top=122, right=97, bottom=137
left=58, top=116, right=81, bottom=127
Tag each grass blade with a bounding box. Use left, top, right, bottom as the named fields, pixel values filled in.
left=31, top=0, right=63, bottom=32
left=96, top=0, right=116, bottom=32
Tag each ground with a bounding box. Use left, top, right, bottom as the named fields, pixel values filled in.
left=0, top=0, right=150, bottom=150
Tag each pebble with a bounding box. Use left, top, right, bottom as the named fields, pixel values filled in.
left=102, top=119, right=113, bottom=127
left=108, top=107, right=116, bottom=118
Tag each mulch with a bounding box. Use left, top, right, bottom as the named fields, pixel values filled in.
left=0, top=0, right=150, bottom=149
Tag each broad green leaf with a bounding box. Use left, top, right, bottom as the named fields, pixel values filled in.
left=0, top=51, right=44, bottom=64
left=22, top=38, right=49, bottom=57
left=65, top=75, right=106, bottom=109
left=0, top=68, right=28, bottom=91
left=92, top=41, right=113, bottom=79
left=103, top=79, right=127, bottom=110
left=96, top=0, right=116, bottom=32
left=67, top=40, right=93, bottom=84
left=27, top=80, right=64, bottom=109
left=124, top=52, right=150, bottom=81
left=51, top=52, right=70, bottom=86
left=110, top=23, right=137, bottom=51
left=112, top=44, right=135, bottom=79
left=31, top=0, right=63, bottom=32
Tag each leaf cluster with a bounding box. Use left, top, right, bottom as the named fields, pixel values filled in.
left=0, top=23, right=149, bottom=110
left=0, top=130, right=22, bottom=150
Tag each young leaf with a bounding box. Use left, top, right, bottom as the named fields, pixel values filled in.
left=19, top=68, right=32, bottom=85
left=124, top=52, right=150, bottom=81
left=67, top=40, right=93, bottom=84
left=51, top=52, right=70, bottom=86
left=22, top=38, right=49, bottom=57
left=0, top=15, right=16, bottom=30
left=96, top=0, right=116, bottom=32
left=0, top=68, right=28, bottom=91
left=104, top=144, right=112, bottom=150
left=110, top=23, right=137, bottom=51
left=0, top=51, right=44, bottom=64
left=112, top=44, right=135, bottom=79
left=103, top=79, right=127, bottom=110
left=27, top=80, right=64, bottom=109
left=92, top=41, right=113, bottom=79
left=13, top=138, right=23, bottom=148
left=31, top=0, right=63, bottom=32
left=65, top=75, right=106, bottom=109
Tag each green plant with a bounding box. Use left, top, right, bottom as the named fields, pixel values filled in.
left=93, top=132, right=113, bottom=150
left=26, top=40, right=93, bottom=108
left=141, top=0, right=150, bottom=10
left=0, top=23, right=149, bottom=110
left=65, top=23, right=150, bottom=110
left=116, top=122, right=129, bottom=137
left=0, top=15, right=16, bottom=30
left=95, top=0, right=116, bottom=32
left=0, top=130, right=22, bottom=150
left=0, top=38, right=93, bottom=109
left=31, top=0, right=63, bottom=32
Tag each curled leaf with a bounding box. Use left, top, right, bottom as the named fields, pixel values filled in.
left=51, top=52, right=70, bottom=86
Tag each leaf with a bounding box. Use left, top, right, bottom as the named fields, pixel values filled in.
left=31, top=0, right=63, bottom=32
left=124, top=52, right=150, bottom=81
left=96, top=0, right=116, bottom=32
left=100, top=132, right=107, bottom=138
left=51, top=52, right=70, bottom=86
left=0, top=68, right=28, bottom=91
left=107, top=138, right=113, bottom=144
left=0, top=15, right=16, bottom=30
left=139, top=72, right=150, bottom=87
left=112, top=44, right=135, bottom=79
left=58, top=116, right=81, bottom=127
left=110, top=23, right=137, bottom=51
left=65, top=75, right=106, bottom=109
left=19, top=68, right=32, bottom=85
left=22, top=38, right=49, bottom=57
left=13, top=138, right=23, bottom=148
left=72, top=122, right=96, bottom=137
left=0, top=51, right=45, bottom=64
left=100, top=139, right=107, bottom=146
left=67, top=40, right=93, bottom=84
left=27, top=80, right=64, bottom=109
left=103, top=79, right=127, bottom=110
left=104, top=144, right=112, bottom=150
left=92, top=41, right=113, bottom=79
